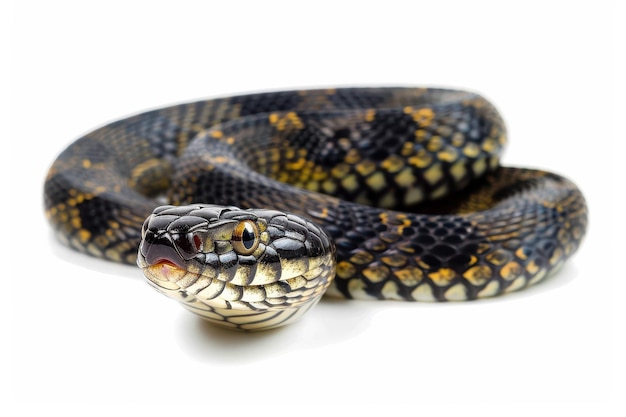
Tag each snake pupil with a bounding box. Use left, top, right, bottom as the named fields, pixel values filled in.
left=242, top=226, right=255, bottom=250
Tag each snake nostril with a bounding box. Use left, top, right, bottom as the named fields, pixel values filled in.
left=141, top=237, right=186, bottom=269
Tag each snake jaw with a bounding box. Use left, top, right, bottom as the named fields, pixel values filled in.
left=137, top=204, right=336, bottom=331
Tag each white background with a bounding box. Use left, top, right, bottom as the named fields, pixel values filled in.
left=6, top=0, right=623, bottom=415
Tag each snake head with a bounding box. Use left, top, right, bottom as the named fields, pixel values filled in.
left=136, top=204, right=335, bottom=331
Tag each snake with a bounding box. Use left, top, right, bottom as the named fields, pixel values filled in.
left=44, top=87, right=588, bottom=331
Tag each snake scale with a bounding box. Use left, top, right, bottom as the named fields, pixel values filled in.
left=44, top=87, right=588, bottom=331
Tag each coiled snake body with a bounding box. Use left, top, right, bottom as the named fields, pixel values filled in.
left=44, top=87, right=587, bottom=331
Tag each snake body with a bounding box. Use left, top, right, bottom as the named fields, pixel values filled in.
left=44, top=87, right=588, bottom=330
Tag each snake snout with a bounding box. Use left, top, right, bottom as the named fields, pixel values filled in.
left=139, top=232, right=188, bottom=270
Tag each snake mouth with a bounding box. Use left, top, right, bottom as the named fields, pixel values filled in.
left=140, top=258, right=198, bottom=291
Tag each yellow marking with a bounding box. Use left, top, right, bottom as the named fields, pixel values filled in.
left=489, top=156, right=499, bottom=169
left=379, top=230, right=401, bottom=243
left=365, top=109, right=376, bottom=122
left=462, top=265, right=492, bottom=286
left=472, top=158, right=487, bottom=175
left=213, top=156, right=228, bottom=164
left=401, top=142, right=414, bottom=156
left=450, top=160, right=466, bottom=181
left=481, top=138, right=498, bottom=153
left=78, top=229, right=91, bottom=243
left=322, top=180, right=337, bottom=194
left=365, top=171, right=387, bottom=192
left=515, top=247, right=529, bottom=260
left=436, top=125, right=452, bottom=137
left=283, top=147, right=296, bottom=160
left=393, top=266, right=423, bottom=286
left=431, top=184, right=448, bottom=199
left=557, top=228, right=569, bottom=245
left=437, top=146, right=459, bottom=163
left=500, top=261, right=523, bottom=281
left=411, top=108, right=435, bottom=127
left=488, top=232, right=519, bottom=242
left=286, top=157, right=306, bottom=171
left=408, top=149, right=432, bottom=168
left=355, top=160, right=377, bottom=177
left=414, top=129, right=428, bottom=142
left=338, top=137, right=351, bottom=147
left=270, top=111, right=304, bottom=131
left=277, top=172, right=290, bottom=183
left=381, top=254, right=408, bottom=268
left=70, top=217, right=81, bottom=229
left=340, top=174, right=359, bottom=192
left=428, top=268, right=456, bottom=286
left=350, top=251, right=374, bottom=265
left=451, top=132, right=465, bottom=147
left=311, top=167, right=327, bottom=182
left=462, top=143, right=480, bottom=158
left=526, top=261, right=540, bottom=275
left=381, top=155, right=405, bottom=173
left=396, top=217, right=412, bottom=235
left=268, top=148, right=280, bottom=163
left=362, top=265, right=390, bottom=283
left=485, top=249, right=511, bottom=266
left=226, top=137, right=236, bottom=145
left=210, top=130, right=223, bottom=138
left=344, top=148, right=361, bottom=164
left=404, top=186, right=423, bottom=205
left=94, top=235, right=109, bottom=248
left=331, top=163, right=350, bottom=178
left=82, top=159, right=92, bottom=168
left=426, top=136, right=443, bottom=152
left=423, top=163, right=442, bottom=185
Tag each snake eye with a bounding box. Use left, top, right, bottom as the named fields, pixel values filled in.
left=232, top=220, right=260, bottom=255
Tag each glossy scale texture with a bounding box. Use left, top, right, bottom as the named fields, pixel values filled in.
left=44, top=87, right=587, bottom=315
